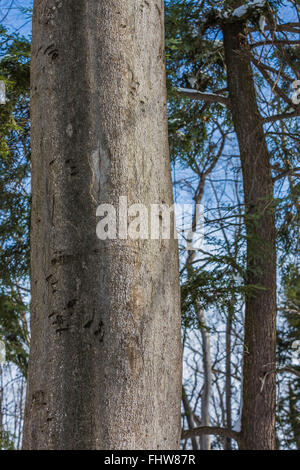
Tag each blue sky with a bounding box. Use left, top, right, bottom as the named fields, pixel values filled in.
left=0, top=0, right=32, bottom=36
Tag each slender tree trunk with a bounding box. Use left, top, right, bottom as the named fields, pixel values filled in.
left=182, top=386, right=198, bottom=450
left=223, top=21, right=277, bottom=450
left=23, top=0, right=182, bottom=450
left=225, top=307, right=233, bottom=450
left=186, top=179, right=212, bottom=450
left=17, top=377, right=25, bottom=450
left=288, top=383, right=300, bottom=450
left=0, top=366, right=3, bottom=446
left=197, top=308, right=212, bottom=450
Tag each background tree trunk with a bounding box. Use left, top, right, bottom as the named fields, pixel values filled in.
left=223, top=21, right=277, bottom=450
left=182, top=386, right=198, bottom=450
left=197, top=308, right=212, bottom=451
left=0, top=366, right=3, bottom=444
left=225, top=307, right=233, bottom=450
left=23, top=0, right=182, bottom=450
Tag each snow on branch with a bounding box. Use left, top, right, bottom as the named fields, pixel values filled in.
left=175, top=87, right=230, bottom=107
left=230, top=0, right=266, bottom=19
left=200, top=0, right=269, bottom=30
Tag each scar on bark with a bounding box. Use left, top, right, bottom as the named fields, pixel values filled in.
left=51, top=254, right=74, bottom=266
left=44, top=44, right=59, bottom=61
left=67, top=299, right=78, bottom=309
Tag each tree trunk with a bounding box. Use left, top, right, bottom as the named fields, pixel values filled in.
left=197, top=308, right=212, bottom=451
left=288, top=383, right=300, bottom=450
left=0, top=366, right=3, bottom=446
left=186, top=180, right=212, bottom=451
left=23, top=0, right=182, bottom=450
left=225, top=307, right=233, bottom=450
left=182, top=386, right=198, bottom=450
left=223, top=21, right=277, bottom=450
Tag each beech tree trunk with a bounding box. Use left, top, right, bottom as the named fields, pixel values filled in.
left=223, top=21, right=277, bottom=450
left=23, top=0, right=182, bottom=450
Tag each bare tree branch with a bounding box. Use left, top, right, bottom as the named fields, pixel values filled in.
left=273, top=168, right=300, bottom=181
left=276, top=367, right=300, bottom=379
left=264, top=108, right=300, bottom=123
left=182, top=426, right=241, bottom=442
left=252, top=57, right=296, bottom=108
left=249, top=23, right=300, bottom=34
left=251, top=39, right=300, bottom=48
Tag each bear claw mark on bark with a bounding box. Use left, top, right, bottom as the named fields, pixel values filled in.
left=84, top=314, right=104, bottom=342
left=84, top=319, right=93, bottom=329
left=67, top=299, right=78, bottom=309
left=94, top=321, right=104, bottom=342
left=140, top=1, right=150, bottom=13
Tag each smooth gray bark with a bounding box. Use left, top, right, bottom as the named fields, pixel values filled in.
left=23, top=0, right=182, bottom=450
left=197, top=308, right=212, bottom=451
